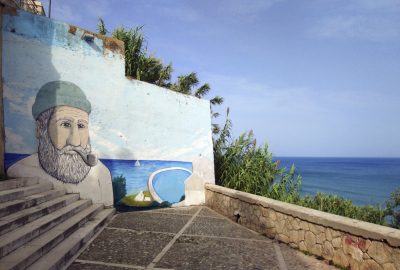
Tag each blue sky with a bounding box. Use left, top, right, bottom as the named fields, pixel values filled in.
left=40, top=0, right=400, bottom=157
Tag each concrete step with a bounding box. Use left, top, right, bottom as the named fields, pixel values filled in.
left=0, top=193, right=80, bottom=236
left=0, top=204, right=105, bottom=270
left=0, top=199, right=92, bottom=258
left=0, top=189, right=67, bottom=219
left=0, top=183, right=53, bottom=203
left=0, top=178, right=39, bottom=192
left=27, top=208, right=115, bottom=270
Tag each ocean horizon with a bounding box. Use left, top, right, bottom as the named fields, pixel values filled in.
left=5, top=153, right=399, bottom=206
left=276, top=156, right=400, bottom=206
left=4, top=153, right=192, bottom=204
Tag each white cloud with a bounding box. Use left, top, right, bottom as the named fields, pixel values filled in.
left=202, top=72, right=400, bottom=157
left=5, top=127, right=34, bottom=153
left=4, top=84, right=35, bottom=118
left=109, top=128, right=129, bottom=144
left=353, top=0, right=400, bottom=10
left=89, top=122, right=212, bottom=161
left=52, top=2, right=82, bottom=24
left=152, top=0, right=283, bottom=24
left=168, top=129, right=213, bottom=160
left=158, top=6, right=200, bottom=22
left=89, top=124, right=126, bottom=158
left=315, top=15, right=400, bottom=41
left=223, top=0, right=283, bottom=16
left=311, top=0, right=400, bottom=41
left=82, top=0, right=110, bottom=18
left=203, top=72, right=400, bottom=121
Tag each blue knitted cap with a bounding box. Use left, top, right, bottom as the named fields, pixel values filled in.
left=32, top=81, right=91, bottom=119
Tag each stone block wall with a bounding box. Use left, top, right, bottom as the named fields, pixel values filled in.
left=205, top=184, right=400, bottom=270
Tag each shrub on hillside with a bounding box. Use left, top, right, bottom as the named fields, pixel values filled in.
left=386, top=189, right=400, bottom=228
left=213, top=113, right=398, bottom=228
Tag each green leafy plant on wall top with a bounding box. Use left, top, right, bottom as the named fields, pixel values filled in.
left=97, top=17, right=108, bottom=35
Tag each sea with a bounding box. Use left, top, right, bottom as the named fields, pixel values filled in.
left=5, top=153, right=400, bottom=206
left=277, top=157, right=400, bottom=206
left=5, top=153, right=192, bottom=203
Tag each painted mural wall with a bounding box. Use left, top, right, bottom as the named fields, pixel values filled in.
left=2, top=10, right=215, bottom=208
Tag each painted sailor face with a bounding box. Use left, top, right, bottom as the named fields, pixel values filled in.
left=36, top=107, right=91, bottom=184
left=48, top=106, right=90, bottom=150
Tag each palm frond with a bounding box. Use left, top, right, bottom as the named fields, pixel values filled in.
left=195, top=83, right=210, bottom=98
left=212, top=112, right=220, bottom=118
left=210, top=96, right=224, bottom=105
left=170, top=72, right=198, bottom=95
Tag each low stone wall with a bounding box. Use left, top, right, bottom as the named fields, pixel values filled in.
left=205, top=184, right=400, bottom=270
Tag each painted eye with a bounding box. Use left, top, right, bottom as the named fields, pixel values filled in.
left=78, top=123, right=87, bottom=129
left=61, top=122, right=71, bottom=128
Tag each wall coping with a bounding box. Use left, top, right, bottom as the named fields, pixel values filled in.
left=205, top=183, right=400, bottom=247
left=2, top=6, right=125, bottom=56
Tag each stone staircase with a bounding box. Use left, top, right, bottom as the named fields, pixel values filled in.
left=0, top=177, right=115, bottom=270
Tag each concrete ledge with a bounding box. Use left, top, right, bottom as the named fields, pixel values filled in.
left=205, top=184, right=400, bottom=269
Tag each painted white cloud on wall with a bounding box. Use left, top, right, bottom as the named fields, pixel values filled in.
left=91, top=134, right=213, bottom=162
left=3, top=84, right=35, bottom=118
left=169, top=129, right=213, bottom=159
left=5, top=127, right=34, bottom=153
left=3, top=27, right=214, bottom=165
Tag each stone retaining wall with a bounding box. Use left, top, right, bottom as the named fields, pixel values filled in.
left=205, top=184, right=400, bottom=270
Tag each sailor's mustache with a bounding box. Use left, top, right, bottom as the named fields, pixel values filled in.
left=59, top=145, right=98, bottom=167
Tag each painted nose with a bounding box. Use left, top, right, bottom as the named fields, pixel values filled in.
left=67, top=124, right=80, bottom=146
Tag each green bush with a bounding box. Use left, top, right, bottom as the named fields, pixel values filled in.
left=386, top=189, right=400, bottom=228
left=297, top=193, right=386, bottom=225
left=213, top=113, right=398, bottom=228
left=268, top=164, right=302, bottom=204
left=215, top=131, right=279, bottom=195
left=214, top=111, right=301, bottom=201
left=112, top=175, right=127, bottom=204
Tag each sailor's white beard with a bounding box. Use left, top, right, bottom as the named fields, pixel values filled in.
left=38, top=129, right=91, bottom=184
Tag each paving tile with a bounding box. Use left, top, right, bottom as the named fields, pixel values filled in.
left=109, top=211, right=191, bottom=233
left=156, top=235, right=279, bottom=270
left=150, top=206, right=200, bottom=215
left=278, top=243, right=337, bottom=270
left=78, top=228, right=173, bottom=266
left=183, top=216, right=266, bottom=240
left=197, top=207, right=224, bottom=219
left=73, top=207, right=338, bottom=270
left=68, top=262, right=133, bottom=270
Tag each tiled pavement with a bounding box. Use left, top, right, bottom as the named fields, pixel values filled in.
left=68, top=206, right=338, bottom=270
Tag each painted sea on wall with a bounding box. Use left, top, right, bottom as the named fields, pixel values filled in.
left=5, top=153, right=192, bottom=208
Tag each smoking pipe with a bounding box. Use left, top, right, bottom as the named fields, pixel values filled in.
left=73, top=149, right=98, bottom=167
